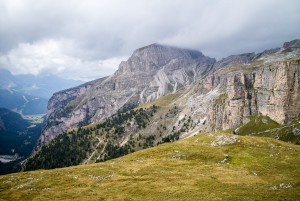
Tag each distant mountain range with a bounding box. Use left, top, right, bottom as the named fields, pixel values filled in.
left=0, top=89, right=48, bottom=115
left=0, top=69, right=83, bottom=115
left=0, top=69, right=82, bottom=99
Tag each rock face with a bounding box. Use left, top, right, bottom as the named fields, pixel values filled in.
left=213, top=53, right=256, bottom=70
left=176, top=40, right=300, bottom=132
left=283, top=39, right=300, bottom=49
left=38, top=44, right=215, bottom=147
left=207, top=59, right=300, bottom=130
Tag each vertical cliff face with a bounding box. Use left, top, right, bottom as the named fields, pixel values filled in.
left=209, top=60, right=300, bottom=130
left=178, top=45, right=300, bottom=132
left=38, top=44, right=215, bottom=148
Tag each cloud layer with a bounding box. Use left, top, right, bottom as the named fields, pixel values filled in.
left=0, top=39, right=126, bottom=81
left=0, top=0, right=299, bottom=81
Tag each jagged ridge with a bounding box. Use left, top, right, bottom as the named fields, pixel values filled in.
left=38, top=43, right=216, bottom=148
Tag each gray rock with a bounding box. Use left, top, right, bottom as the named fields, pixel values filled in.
left=293, top=128, right=300, bottom=136
left=213, top=53, right=256, bottom=70
left=283, top=39, right=300, bottom=48
left=37, top=44, right=215, bottom=148
left=262, top=118, right=269, bottom=124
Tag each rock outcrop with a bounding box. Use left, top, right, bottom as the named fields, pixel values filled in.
left=213, top=53, right=256, bottom=70
left=208, top=59, right=300, bottom=130
left=176, top=40, right=300, bottom=132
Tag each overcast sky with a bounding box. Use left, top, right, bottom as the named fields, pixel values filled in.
left=0, top=0, right=299, bottom=81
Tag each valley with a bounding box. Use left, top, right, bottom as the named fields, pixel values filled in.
left=0, top=70, right=82, bottom=175
left=0, top=108, right=44, bottom=175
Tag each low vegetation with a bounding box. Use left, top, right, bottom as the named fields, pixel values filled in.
left=1, top=133, right=299, bottom=200
left=0, top=108, right=43, bottom=175
left=236, top=115, right=300, bottom=144
left=24, top=105, right=159, bottom=170
left=24, top=92, right=198, bottom=171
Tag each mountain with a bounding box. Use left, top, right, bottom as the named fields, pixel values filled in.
left=0, top=108, right=43, bottom=174
left=0, top=89, right=48, bottom=115
left=182, top=48, right=300, bottom=130
left=0, top=69, right=83, bottom=99
left=37, top=44, right=216, bottom=147
left=23, top=40, right=300, bottom=171
left=1, top=133, right=300, bottom=200
left=0, top=69, right=83, bottom=115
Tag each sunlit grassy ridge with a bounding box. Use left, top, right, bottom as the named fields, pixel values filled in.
left=1, top=133, right=299, bottom=200
left=137, top=93, right=182, bottom=109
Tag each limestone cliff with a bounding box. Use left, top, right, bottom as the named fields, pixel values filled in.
left=176, top=41, right=300, bottom=133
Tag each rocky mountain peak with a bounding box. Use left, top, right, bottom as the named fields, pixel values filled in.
left=116, top=44, right=209, bottom=74
left=37, top=43, right=216, bottom=147
left=283, top=39, right=300, bottom=49
left=132, top=43, right=205, bottom=60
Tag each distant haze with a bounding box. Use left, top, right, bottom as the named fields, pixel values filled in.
left=0, top=0, right=299, bottom=81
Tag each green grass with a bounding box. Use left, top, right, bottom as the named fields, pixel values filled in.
left=64, top=96, right=86, bottom=112
left=0, top=133, right=299, bottom=200
left=217, top=59, right=264, bottom=74
left=213, top=93, right=228, bottom=104
left=138, top=93, right=182, bottom=109
left=237, top=115, right=300, bottom=144
left=282, top=58, right=300, bottom=62
left=237, top=115, right=280, bottom=134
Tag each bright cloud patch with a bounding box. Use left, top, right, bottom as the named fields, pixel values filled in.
left=0, top=39, right=126, bottom=81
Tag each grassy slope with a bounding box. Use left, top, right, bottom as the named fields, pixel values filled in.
left=237, top=115, right=300, bottom=144
left=0, top=133, right=299, bottom=201
left=24, top=93, right=191, bottom=170
left=137, top=93, right=182, bottom=109
left=237, top=116, right=280, bottom=134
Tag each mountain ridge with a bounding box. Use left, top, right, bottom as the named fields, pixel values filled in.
left=0, top=69, right=83, bottom=99
left=37, top=43, right=216, bottom=148
left=0, top=88, right=48, bottom=115
left=31, top=40, right=300, bottom=169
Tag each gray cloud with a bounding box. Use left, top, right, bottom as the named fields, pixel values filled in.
left=0, top=0, right=299, bottom=81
